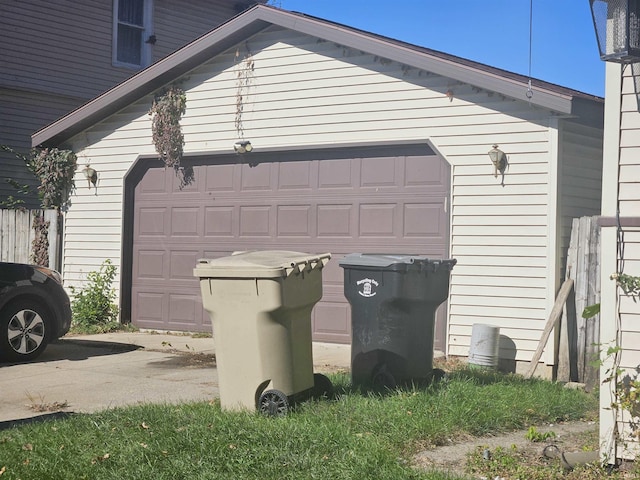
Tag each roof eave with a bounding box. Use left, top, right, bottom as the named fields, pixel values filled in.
left=33, top=5, right=598, bottom=148
left=32, top=10, right=272, bottom=148
left=258, top=8, right=579, bottom=114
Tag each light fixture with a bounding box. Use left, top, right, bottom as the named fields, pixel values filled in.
left=589, top=0, right=640, bottom=63
left=488, top=145, right=508, bottom=179
left=82, top=164, right=98, bottom=189
left=234, top=140, right=253, bottom=154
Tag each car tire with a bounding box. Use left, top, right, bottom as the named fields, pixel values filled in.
left=0, top=299, right=51, bottom=362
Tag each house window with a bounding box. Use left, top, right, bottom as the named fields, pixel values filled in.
left=113, top=0, right=152, bottom=68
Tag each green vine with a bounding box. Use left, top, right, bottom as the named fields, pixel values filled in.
left=587, top=272, right=640, bottom=449
left=600, top=344, right=640, bottom=444
left=27, top=148, right=77, bottom=209
left=611, top=272, right=640, bottom=297
left=0, top=145, right=76, bottom=210
left=149, top=86, right=186, bottom=172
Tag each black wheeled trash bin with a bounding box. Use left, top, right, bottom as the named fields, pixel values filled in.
left=339, top=254, right=456, bottom=389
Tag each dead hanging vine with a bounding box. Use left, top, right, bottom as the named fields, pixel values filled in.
left=0, top=145, right=76, bottom=266
left=149, top=85, right=192, bottom=187
left=31, top=214, right=50, bottom=267
left=235, top=45, right=255, bottom=139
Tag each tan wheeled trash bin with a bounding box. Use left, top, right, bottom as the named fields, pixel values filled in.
left=194, top=250, right=331, bottom=413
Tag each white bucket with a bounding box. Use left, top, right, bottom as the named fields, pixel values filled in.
left=468, top=324, right=500, bottom=369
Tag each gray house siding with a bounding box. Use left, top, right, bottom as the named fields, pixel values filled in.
left=154, top=0, right=244, bottom=59
left=558, top=120, right=603, bottom=277
left=0, top=0, right=254, bottom=206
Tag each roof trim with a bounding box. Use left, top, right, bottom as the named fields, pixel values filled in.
left=32, top=5, right=603, bottom=148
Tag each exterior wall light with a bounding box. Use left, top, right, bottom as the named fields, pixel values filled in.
left=589, top=0, right=640, bottom=63
left=234, top=140, right=253, bottom=153
left=82, top=164, right=98, bottom=189
left=488, top=144, right=508, bottom=179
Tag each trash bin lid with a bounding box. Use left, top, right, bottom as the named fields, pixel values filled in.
left=194, top=250, right=331, bottom=278
left=338, top=253, right=456, bottom=272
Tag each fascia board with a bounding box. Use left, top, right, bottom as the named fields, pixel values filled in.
left=32, top=11, right=271, bottom=147
left=259, top=8, right=576, bottom=114
left=33, top=5, right=584, bottom=147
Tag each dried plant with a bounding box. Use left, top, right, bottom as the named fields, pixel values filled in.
left=149, top=85, right=187, bottom=171
left=31, top=213, right=50, bottom=267
left=235, top=46, right=255, bottom=138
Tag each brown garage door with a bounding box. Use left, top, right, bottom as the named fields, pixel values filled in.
left=130, top=144, right=450, bottom=347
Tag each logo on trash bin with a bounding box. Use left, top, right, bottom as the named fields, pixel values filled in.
left=357, top=278, right=379, bottom=297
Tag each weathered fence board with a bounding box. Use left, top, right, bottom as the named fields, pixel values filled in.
left=558, top=216, right=601, bottom=389
left=0, top=209, right=59, bottom=269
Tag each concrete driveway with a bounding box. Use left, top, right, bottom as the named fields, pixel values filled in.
left=0, top=332, right=350, bottom=426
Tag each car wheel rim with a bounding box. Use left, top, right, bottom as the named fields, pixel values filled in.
left=8, top=309, right=45, bottom=355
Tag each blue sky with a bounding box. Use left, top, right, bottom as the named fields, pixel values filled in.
left=276, top=1, right=605, bottom=97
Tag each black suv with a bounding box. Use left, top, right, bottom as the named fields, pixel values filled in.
left=0, top=262, right=72, bottom=361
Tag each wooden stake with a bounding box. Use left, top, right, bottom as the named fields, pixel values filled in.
left=525, top=278, right=574, bottom=379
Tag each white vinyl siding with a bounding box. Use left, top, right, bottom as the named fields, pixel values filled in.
left=62, top=26, right=602, bottom=368
left=600, top=62, right=640, bottom=462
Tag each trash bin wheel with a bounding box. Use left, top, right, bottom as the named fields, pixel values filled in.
left=372, top=364, right=397, bottom=391
left=312, top=373, right=334, bottom=399
left=430, top=368, right=447, bottom=383
left=258, top=389, right=289, bottom=416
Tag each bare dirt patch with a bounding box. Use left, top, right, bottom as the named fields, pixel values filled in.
left=412, top=420, right=599, bottom=476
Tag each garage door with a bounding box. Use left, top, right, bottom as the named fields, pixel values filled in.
left=130, top=144, right=450, bottom=347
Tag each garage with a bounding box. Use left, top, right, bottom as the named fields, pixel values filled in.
left=126, top=143, right=451, bottom=347
left=32, top=5, right=604, bottom=367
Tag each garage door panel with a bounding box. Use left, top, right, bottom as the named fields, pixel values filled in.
left=278, top=161, right=314, bottom=190
left=360, top=157, right=399, bottom=187
left=318, top=158, right=354, bottom=188
left=134, top=291, right=165, bottom=326
left=359, top=204, right=396, bottom=236
left=277, top=205, right=312, bottom=237
left=138, top=168, right=167, bottom=194
left=204, top=207, right=235, bottom=237
left=320, top=260, right=344, bottom=285
left=312, top=301, right=351, bottom=342
left=317, top=205, right=353, bottom=237
left=241, top=163, right=272, bottom=190
left=239, top=206, right=270, bottom=236
left=137, top=250, right=166, bottom=279
left=132, top=148, right=450, bottom=347
left=170, top=207, right=200, bottom=236
left=405, top=155, right=449, bottom=187
left=168, top=292, right=203, bottom=325
left=404, top=203, right=445, bottom=237
left=205, top=164, right=235, bottom=191
left=137, top=207, right=167, bottom=237
left=170, top=251, right=201, bottom=279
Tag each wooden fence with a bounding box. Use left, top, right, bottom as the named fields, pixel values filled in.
left=558, top=216, right=601, bottom=389
left=0, top=209, right=60, bottom=269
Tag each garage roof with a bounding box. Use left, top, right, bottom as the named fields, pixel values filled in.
left=32, top=4, right=603, bottom=148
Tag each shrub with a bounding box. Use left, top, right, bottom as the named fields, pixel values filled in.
left=70, top=260, right=120, bottom=333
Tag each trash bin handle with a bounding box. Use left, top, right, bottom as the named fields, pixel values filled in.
left=284, top=253, right=331, bottom=276
left=309, top=253, right=331, bottom=270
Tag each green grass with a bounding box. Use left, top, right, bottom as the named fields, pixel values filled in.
left=0, top=369, right=597, bottom=480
